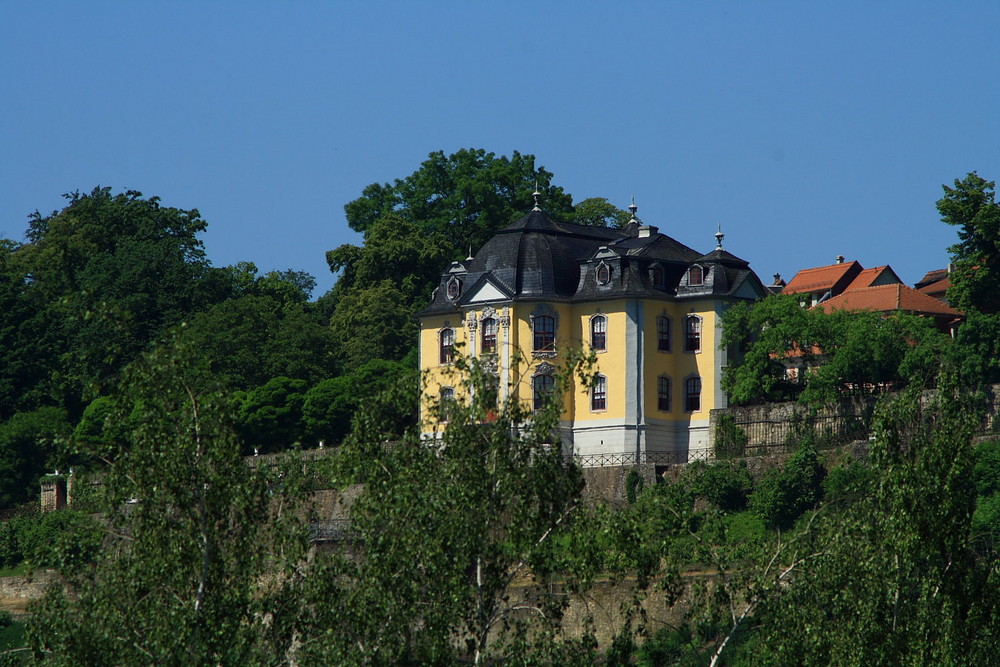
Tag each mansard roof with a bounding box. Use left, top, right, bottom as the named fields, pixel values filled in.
left=419, top=207, right=765, bottom=316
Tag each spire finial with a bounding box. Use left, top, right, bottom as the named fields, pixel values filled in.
left=466, top=245, right=474, bottom=262
left=628, top=195, right=638, bottom=223
left=532, top=180, right=541, bottom=211
left=715, top=223, right=724, bottom=249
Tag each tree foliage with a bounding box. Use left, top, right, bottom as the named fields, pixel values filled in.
left=740, top=380, right=999, bottom=665
left=27, top=344, right=309, bottom=664
left=721, top=295, right=950, bottom=405
left=326, top=149, right=575, bottom=368
left=938, top=172, right=1000, bottom=313
left=293, top=356, right=589, bottom=664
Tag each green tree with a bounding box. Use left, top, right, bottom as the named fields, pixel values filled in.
left=27, top=344, right=308, bottom=664
left=4, top=187, right=231, bottom=418
left=570, top=197, right=632, bottom=228
left=0, top=407, right=70, bottom=509
left=327, top=279, right=420, bottom=371
left=721, top=295, right=949, bottom=405
left=726, top=381, right=999, bottom=666
left=326, top=149, right=575, bottom=368
left=237, top=376, right=308, bottom=453
left=293, top=357, right=589, bottom=665
left=172, top=294, right=338, bottom=390
left=937, top=172, right=1000, bottom=313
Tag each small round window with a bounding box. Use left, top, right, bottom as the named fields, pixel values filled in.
left=596, top=263, right=611, bottom=285
left=447, top=277, right=461, bottom=300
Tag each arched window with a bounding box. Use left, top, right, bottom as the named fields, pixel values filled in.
left=685, top=315, right=701, bottom=352
left=656, top=315, right=671, bottom=352
left=439, top=328, right=455, bottom=364
left=533, top=374, right=555, bottom=410
left=591, top=315, right=607, bottom=351
left=440, top=386, right=455, bottom=420
left=657, top=376, right=671, bottom=412
left=685, top=376, right=701, bottom=412
left=481, top=317, right=497, bottom=354
left=688, top=265, right=704, bottom=286
left=651, top=265, right=666, bottom=289
left=533, top=315, right=555, bottom=351
left=591, top=375, right=607, bottom=411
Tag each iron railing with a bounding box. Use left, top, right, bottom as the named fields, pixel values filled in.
left=571, top=449, right=711, bottom=468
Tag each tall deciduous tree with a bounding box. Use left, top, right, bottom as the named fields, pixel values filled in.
left=325, top=149, right=576, bottom=367
left=721, top=295, right=948, bottom=405
left=28, top=343, right=308, bottom=664
left=737, top=379, right=999, bottom=665
left=293, top=356, right=589, bottom=664
left=938, top=171, right=1000, bottom=314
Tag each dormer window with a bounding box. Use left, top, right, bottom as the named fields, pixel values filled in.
left=596, top=262, right=611, bottom=286
left=446, top=277, right=462, bottom=300
left=688, top=265, right=704, bottom=286
left=651, top=265, right=666, bottom=289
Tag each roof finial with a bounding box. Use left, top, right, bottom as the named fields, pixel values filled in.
left=466, top=245, right=474, bottom=262
left=628, top=195, right=638, bottom=223
left=715, top=223, right=724, bottom=250
left=532, top=180, right=541, bottom=211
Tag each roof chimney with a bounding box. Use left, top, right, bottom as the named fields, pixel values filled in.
left=836, top=255, right=845, bottom=264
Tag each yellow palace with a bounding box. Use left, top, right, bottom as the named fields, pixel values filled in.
left=417, top=197, right=766, bottom=464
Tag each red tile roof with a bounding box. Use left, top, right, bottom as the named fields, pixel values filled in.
left=916, top=275, right=950, bottom=296
left=915, top=268, right=948, bottom=288
left=813, top=283, right=963, bottom=318
left=782, top=261, right=863, bottom=295
left=844, top=265, right=900, bottom=291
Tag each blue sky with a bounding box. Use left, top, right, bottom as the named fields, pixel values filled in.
left=3, top=2, right=999, bottom=297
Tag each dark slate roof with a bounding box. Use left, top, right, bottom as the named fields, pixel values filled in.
left=418, top=208, right=765, bottom=316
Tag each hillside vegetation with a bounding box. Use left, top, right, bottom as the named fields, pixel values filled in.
left=0, top=156, right=998, bottom=663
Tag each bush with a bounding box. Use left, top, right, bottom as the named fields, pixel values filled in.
left=751, top=446, right=825, bottom=530
left=973, top=438, right=1000, bottom=497
left=625, top=469, right=644, bottom=504
left=714, top=414, right=748, bottom=458
left=19, top=510, right=103, bottom=573
left=822, top=459, right=875, bottom=502
left=685, top=460, right=754, bottom=512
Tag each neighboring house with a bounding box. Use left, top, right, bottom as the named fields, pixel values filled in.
left=780, top=257, right=902, bottom=306
left=416, top=198, right=767, bottom=461
left=812, top=282, right=964, bottom=336
left=914, top=267, right=952, bottom=305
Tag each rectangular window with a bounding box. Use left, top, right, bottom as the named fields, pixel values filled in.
left=657, top=316, right=671, bottom=352
left=657, top=376, right=671, bottom=411
left=533, top=374, right=554, bottom=410
left=533, top=315, right=555, bottom=351
left=481, top=318, right=497, bottom=354
left=439, top=328, right=454, bottom=364
left=685, top=377, right=701, bottom=412
left=591, top=315, right=607, bottom=351
left=591, top=376, right=607, bottom=411
left=685, top=316, right=701, bottom=352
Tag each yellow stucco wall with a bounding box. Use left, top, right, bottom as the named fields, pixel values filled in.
left=419, top=298, right=724, bottom=428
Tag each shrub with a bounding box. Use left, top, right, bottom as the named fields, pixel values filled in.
left=973, top=438, right=1000, bottom=497
left=751, top=446, right=825, bottom=530
left=685, top=460, right=753, bottom=512
left=625, top=469, right=644, bottom=504
left=714, top=414, right=748, bottom=458
left=822, top=459, right=875, bottom=502
left=19, top=510, right=103, bottom=573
